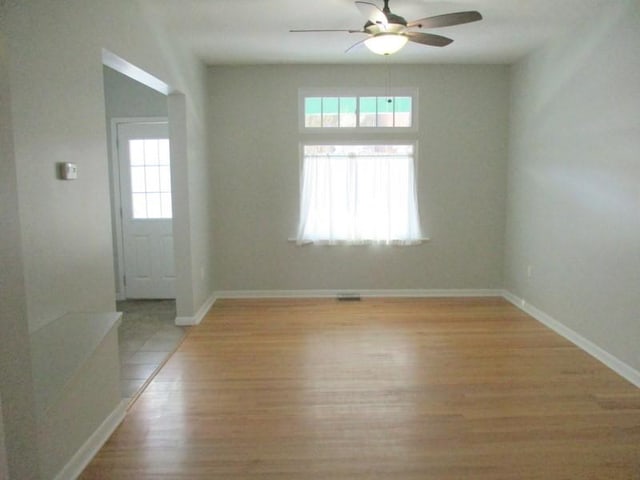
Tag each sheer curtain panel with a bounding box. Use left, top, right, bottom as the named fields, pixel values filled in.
left=297, top=145, right=423, bottom=245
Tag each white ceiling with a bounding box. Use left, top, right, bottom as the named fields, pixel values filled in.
left=141, top=0, right=615, bottom=65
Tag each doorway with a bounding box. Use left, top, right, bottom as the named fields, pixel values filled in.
left=102, top=62, right=183, bottom=401
left=115, top=120, right=175, bottom=299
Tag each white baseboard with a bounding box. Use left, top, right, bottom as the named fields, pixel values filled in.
left=502, top=290, right=640, bottom=388
left=214, top=289, right=503, bottom=299
left=175, top=292, right=217, bottom=326
left=55, top=399, right=128, bottom=480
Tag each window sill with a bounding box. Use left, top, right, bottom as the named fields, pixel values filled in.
left=287, top=238, right=430, bottom=246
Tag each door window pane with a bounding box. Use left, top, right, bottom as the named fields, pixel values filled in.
left=158, top=139, right=170, bottom=165
left=129, top=138, right=172, bottom=219
left=129, top=140, right=145, bottom=166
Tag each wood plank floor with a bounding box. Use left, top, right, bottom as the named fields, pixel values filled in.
left=80, top=297, right=640, bottom=479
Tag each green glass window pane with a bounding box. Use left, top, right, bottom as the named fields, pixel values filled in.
left=394, top=97, right=412, bottom=127
left=322, top=97, right=339, bottom=127
left=305, top=97, right=322, bottom=128
left=359, top=97, right=377, bottom=113
left=377, top=97, right=394, bottom=113
left=305, top=97, right=322, bottom=115
left=359, top=97, right=377, bottom=127
left=394, top=97, right=412, bottom=113
left=377, top=97, right=394, bottom=127
left=340, top=97, right=356, bottom=114
left=339, top=97, right=357, bottom=127
left=322, top=97, right=339, bottom=114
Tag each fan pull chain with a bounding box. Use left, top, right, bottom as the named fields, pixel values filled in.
left=385, top=57, right=393, bottom=104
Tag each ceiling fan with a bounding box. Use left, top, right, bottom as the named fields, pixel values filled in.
left=290, top=0, right=482, bottom=56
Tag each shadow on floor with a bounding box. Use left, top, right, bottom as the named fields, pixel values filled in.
left=117, top=299, right=186, bottom=401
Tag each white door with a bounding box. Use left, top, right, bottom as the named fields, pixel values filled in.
left=117, top=122, right=175, bottom=299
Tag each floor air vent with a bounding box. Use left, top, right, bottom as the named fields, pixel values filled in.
left=337, top=293, right=361, bottom=302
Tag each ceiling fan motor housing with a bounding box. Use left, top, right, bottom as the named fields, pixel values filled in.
left=364, top=11, right=407, bottom=31
left=365, top=20, right=408, bottom=35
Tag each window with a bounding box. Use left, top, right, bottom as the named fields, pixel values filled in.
left=297, top=88, right=422, bottom=245
left=303, top=94, right=414, bottom=129
left=297, top=144, right=422, bottom=245
left=129, top=138, right=172, bottom=219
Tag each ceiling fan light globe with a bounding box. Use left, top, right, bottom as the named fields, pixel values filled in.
left=364, top=33, right=408, bottom=55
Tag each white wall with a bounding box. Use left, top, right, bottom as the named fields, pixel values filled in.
left=1, top=0, right=213, bottom=476
left=0, top=30, right=40, bottom=480
left=209, top=64, right=510, bottom=292
left=505, top=0, right=640, bottom=372
left=3, top=0, right=214, bottom=331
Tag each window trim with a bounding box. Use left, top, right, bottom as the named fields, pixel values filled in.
left=296, top=140, right=427, bottom=246
left=298, top=87, right=419, bottom=134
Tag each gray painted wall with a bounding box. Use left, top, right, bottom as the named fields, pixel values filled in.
left=0, top=395, right=8, bottom=479
left=505, top=0, right=640, bottom=372
left=103, top=66, right=169, bottom=120
left=209, top=64, right=510, bottom=292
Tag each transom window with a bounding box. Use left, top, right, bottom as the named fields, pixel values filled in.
left=300, top=89, right=416, bottom=130
left=304, top=96, right=412, bottom=128
left=297, top=88, right=423, bottom=246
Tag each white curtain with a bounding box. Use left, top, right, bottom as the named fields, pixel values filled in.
left=297, top=146, right=423, bottom=245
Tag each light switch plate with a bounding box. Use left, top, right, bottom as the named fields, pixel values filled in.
left=58, top=162, right=78, bottom=180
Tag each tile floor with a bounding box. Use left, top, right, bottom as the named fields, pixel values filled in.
left=117, top=299, right=187, bottom=401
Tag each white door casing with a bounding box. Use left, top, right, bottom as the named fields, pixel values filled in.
left=117, top=121, right=175, bottom=299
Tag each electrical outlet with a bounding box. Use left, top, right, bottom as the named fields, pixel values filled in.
left=527, top=265, right=533, bottom=278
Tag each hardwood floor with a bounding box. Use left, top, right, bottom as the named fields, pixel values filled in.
left=80, top=297, right=640, bottom=479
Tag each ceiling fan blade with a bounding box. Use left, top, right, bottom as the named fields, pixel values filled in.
left=355, top=1, right=388, bottom=26
left=345, top=38, right=368, bottom=53
left=290, top=29, right=364, bottom=33
left=407, top=11, right=482, bottom=29
left=406, top=32, right=453, bottom=47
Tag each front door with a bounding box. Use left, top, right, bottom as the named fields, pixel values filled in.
left=117, top=122, right=175, bottom=299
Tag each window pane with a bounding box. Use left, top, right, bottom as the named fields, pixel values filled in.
left=145, top=166, right=161, bottom=193
left=394, top=96, right=412, bottom=112
left=305, top=97, right=322, bottom=127
left=144, top=140, right=159, bottom=165
left=146, top=193, right=162, bottom=218
left=158, top=139, right=170, bottom=165
left=394, top=96, right=412, bottom=127
left=161, top=193, right=173, bottom=219
left=359, top=97, right=377, bottom=127
left=132, top=193, right=147, bottom=219
left=322, top=97, right=339, bottom=127
left=159, top=165, right=171, bottom=192
left=130, top=166, right=146, bottom=193
left=298, top=144, right=421, bottom=244
left=129, top=140, right=145, bottom=166
left=377, top=97, right=394, bottom=127
left=339, top=97, right=357, bottom=127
